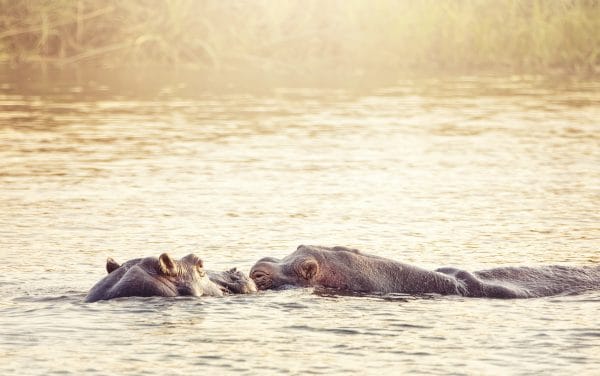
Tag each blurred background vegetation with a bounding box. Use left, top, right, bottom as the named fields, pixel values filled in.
left=1, top=0, right=599, bottom=76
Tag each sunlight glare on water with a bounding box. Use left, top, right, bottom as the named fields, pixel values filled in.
left=0, top=76, right=599, bottom=375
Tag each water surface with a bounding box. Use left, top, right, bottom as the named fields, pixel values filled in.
left=1, top=74, right=599, bottom=375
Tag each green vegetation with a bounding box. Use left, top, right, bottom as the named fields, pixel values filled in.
left=1, top=0, right=599, bottom=75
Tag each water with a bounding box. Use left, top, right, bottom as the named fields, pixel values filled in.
left=1, top=72, right=599, bottom=375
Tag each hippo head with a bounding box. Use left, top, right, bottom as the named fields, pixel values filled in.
left=85, top=253, right=222, bottom=302
left=111, top=253, right=210, bottom=293
left=207, top=268, right=257, bottom=294
left=250, top=245, right=353, bottom=290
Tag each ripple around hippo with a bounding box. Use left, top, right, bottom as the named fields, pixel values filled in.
left=250, top=245, right=600, bottom=298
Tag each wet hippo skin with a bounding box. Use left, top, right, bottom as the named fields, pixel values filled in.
left=86, top=253, right=256, bottom=302
left=250, top=245, right=600, bottom=298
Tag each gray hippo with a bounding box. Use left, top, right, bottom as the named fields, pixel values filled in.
left=250, top=245, right=600, bottom=298
left=86, top=253, right=256, bottom=302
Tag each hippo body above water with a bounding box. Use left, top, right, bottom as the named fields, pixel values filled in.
left=250, top=245, right=600, bottom=298
left=86, top=253, right=256, bottom=302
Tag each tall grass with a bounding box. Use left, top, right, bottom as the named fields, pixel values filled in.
left=1, top=0, right=599, bottom=75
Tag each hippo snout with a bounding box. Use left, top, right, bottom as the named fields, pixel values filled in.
left=250, top=263, right=274, bottom=290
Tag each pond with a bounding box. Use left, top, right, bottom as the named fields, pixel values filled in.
left=1, top=71, right=599, bottom=375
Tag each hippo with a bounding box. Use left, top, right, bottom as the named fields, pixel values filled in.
left=206, top=268, right=257, bottom=295
left=250, top=245, right=600, bottom=298
left=86, top=253, right=256, bottom=302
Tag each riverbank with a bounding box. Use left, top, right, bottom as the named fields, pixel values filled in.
left=1, top=0, right=599, bottom=77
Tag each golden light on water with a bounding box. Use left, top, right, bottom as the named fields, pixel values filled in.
left=1, top=1, right=600, bottom=375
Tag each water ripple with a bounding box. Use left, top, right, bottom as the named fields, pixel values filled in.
left=1, top=79, right=599, bottom=375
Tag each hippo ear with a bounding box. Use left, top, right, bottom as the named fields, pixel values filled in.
left=194, top=258, right=206, bottom=277
left=159, top=253, right=176, bottom=275
left=300, top=259, right=319, bottom=280
left=106, top=257, right=120, bottom=274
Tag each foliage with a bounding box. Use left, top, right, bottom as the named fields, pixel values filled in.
left=1, top=0, right=599, bottom=75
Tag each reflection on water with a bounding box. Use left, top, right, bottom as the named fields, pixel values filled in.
left=0, top=75, right=599, bottom=375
